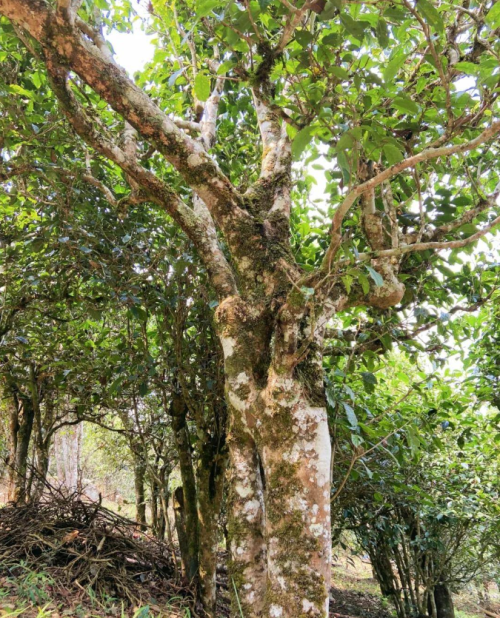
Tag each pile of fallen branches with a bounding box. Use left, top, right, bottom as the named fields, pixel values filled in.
left=0, top=489, right=191, bottom=610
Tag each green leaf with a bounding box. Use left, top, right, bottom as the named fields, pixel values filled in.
left=358, top=273, right=370, bottom=295
left=376, top=18, right=390, bottom=47
left=366, top=266, right=384, bottom=287
left=296, top=30, right=314, bottom=47
left=194, top=73, right=211, bottom=102
left=361, top=371, right=378, bottom=386
left=343, top=401, right=359, bottom=428
left=32, top=72, right=43, bottom=89
left=383, top=143, right=404, bottom=165
left=217, top=60, right=235, bottom=75
left=383, top=50, right=406, bottom=83
left=196, top=0, right=219, bottom=17
left=392, top=96, right=420, bottom=115
left=326, top=386, right=337, bottom=410
left=415, top=0, right=444, bottom=33
left=340, top=14, right=368, bottom=40
left=485, top=2, right=500, bottom=29
left=406, top=426, right=420, bottom=456
left=330, top=66, right=349, bottom=80
left=337, top=131, right=355, bottom=151
left=454, top=62, right=480, bottom=76
left=9, top=84, right=34, bottom=99
left=342, top=274, right=353, bottom=294
left=292, top=126, right=313, bottom=159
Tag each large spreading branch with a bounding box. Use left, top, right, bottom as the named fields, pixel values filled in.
left=322, top=119, right=500, bottom=270
left=350, top=180, right=500, bottom=264
left=46, top=63, right=237, bottom=299
left=0, top=0, right=253, bottom=253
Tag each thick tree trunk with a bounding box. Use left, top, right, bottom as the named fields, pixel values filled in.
left=227, top=425, right=267, bottom=618
left=261, top=377, right=332, bottom=618
left=133, top=453, right=147, bottom=530
left=7, top=397, right=35, bottom=504
left=217, top=296, right=334, bottom=618
left=433, top=583, right=455, bottom=618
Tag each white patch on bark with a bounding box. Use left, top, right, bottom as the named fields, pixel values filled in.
left=243, top=499, right=261, bottom=518
left=234, top=372, right=250, bottom=387
left=235, top=483, right=253, bottom=498
left=309, top=407, right=331, bottom=488
left=220, top=336, right=237, bottom=358
left=228, top=391, right=249, bottom=413
left=302, top=599, right=315, bottom=613
left=309, top=523, right=324, bottom=537
left=187, top=153, right=204, bottom=167
left=270, top=605, right=283, bottom=617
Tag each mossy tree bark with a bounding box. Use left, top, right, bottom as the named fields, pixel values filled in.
left=169, top=392, right=200, bottom=582
left=196, top=437, right=227, bottom=618
left=216, top=296, right=340, bottom=618
left=433, top=584, right=455, bottom=618
left=7, top=394, right=35, bottom=504
left=3, top=373, right=37, bottom=505
left=133, top=450, right=147, bottom=531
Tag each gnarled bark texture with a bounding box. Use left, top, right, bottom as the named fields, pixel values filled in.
left=216, top=294, right=345, bottom=618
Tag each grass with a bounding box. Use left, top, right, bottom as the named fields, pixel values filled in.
left=0, top=554, right=498, bottom=618
left=455, top=611, right=484, bottom=618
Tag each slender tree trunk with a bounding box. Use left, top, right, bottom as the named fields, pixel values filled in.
left=133, top=451, right=147, bottom=530
left=170, top=393, right=200, bottom=581
left=7, top=396, right=35, bottom=504
left=31, top=440, right=50, bottom=501
left=174, top=486, right=195, bottom=580
left=31, top=394, right=54, bottom=502
left=159, top=467, right=171, bottom=543
left=151, top=478, right=159, bottom=536
left=368, top=544, right=404, bottom=617
left=434, top=583, right=455, bottom=618
left=54, top=423, right=83, bottom=494
left=196, top=438, right=227, bottom=618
